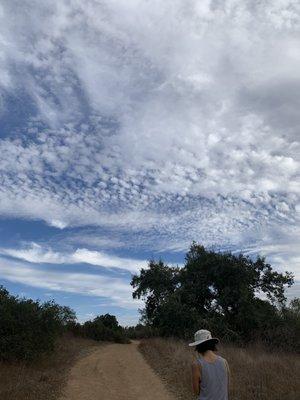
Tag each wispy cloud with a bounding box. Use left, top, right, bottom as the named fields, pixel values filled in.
left=0, top=256, right=141, bottom=309
left=0, top=243, right=147, bottom=273
left=0, top=243, right=68, bottom=264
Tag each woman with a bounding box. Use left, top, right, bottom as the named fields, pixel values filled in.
left=189, top=329, right=230, bottom=400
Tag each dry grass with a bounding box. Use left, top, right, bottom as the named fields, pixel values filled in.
left=0, top=334, right=99, bottom=400
left=139, top=338, right=300, bottom=400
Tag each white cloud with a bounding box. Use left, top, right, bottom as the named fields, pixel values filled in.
left=239, top=225, right=300, bottom=281
left=0, top=256, right=141, bottom=309
left=117, top=314, right=140, bottom=327
left=72, top=248, right=146, bottom=272
left=63, top=232, right=125, bottom=249
left=0, top=243, right=67, bottom=264
left=0, top=0, right=299, bottom=281
left=0, top=243, right=147, bottom=273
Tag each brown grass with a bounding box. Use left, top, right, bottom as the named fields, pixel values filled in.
left=0, top=334, right=99, bottom=400
left=139, top=338, right=300, bottom=400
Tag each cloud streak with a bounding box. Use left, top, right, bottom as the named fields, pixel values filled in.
left=0, top=243, right=147, bottom=273
left=0, top=256, right=140, bottom=309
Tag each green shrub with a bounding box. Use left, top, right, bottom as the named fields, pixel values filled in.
left=257, top=299, right=300, bottom=352
left=82, top=313, right=129, bottom=343
left=0, top=286, right=76, bottom=361
left=124, top=324, right=160, bottom=339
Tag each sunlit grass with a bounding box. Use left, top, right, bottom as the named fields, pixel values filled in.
left=139, top=338, right=300, bottom=400
left=0, top=335, right=98, bottom=400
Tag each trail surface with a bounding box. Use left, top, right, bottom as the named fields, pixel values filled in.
left=60, top=341, right=175, bottom=400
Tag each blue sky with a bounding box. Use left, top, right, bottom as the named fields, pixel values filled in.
left=0, top=1, right=299, bottom=325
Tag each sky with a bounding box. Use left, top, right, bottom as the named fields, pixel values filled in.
left=0, top=0, right=299, bottom=325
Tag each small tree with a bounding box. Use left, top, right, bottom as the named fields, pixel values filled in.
left=82, top=313, right=129, bottom=343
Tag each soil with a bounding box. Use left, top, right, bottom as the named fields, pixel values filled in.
left=60, top=341, right=175, bottom=400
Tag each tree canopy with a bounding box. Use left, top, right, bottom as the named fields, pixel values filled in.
left=131, top=243, right=295, bottom=343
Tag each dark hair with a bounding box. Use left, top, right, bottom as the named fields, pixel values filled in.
left=195, top=339, right=218, bottom=354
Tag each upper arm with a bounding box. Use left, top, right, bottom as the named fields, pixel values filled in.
left=224, top=359, right=230, bottom=378
left=224, top=359, right=230, bottom=391
left=192, top=362, right=201, bottom=396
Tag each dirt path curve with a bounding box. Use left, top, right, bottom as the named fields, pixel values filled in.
left=60, top=341, right=175, bottom=400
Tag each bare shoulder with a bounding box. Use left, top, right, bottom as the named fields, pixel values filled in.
left=218, top=356, right=228, bottom=365
left=218, top=355, right=228, bottom=363
left=192, top=360, right=201, bottom=373
left=192, top=360, right=200, bottom=370
left=221, top=357, right=230, bottom=372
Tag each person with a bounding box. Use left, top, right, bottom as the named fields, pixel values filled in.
left=189, top=329, right=230, bottom=400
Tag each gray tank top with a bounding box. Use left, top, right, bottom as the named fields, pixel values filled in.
left=197, top=355, right=228, bottom=400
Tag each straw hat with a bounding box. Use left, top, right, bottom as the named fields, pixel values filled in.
left=188, top=329, right=219, bottom=347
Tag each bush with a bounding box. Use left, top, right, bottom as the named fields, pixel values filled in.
left=81, top=313, right=130, bottom=343
left=0, top=286, right=76, bottom=361
left=124, top=324, right=160, bottom=339
left=257, top=299, right=300, bottom=352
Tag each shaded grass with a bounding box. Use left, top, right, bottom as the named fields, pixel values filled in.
left=139, top=338, right=300, bottom=400
left=0, top=334, right=98, bottom=400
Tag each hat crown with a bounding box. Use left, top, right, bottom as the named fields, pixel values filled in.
left=194, top=329, right=212, bottom=342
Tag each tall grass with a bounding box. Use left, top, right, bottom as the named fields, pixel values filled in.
left=139, top=338, right=300, bottom=400
left=0, top=335, right=97, bottom=400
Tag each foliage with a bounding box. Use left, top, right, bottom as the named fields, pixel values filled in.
left=0, top=286, right=76, bottom=361
left=132, top=260, right=180, bottom=323
left=124, top=324, right=160, bottom=339
left=131, top=243, right=295, bottom=347
left=257, top=298, right=300, bottom=352
left=69, top=313, right=130, bottom=344
left=0, top=284, right=131, bottom=361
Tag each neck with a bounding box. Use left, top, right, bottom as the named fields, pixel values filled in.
left=199, top=350, right=215, bottom=359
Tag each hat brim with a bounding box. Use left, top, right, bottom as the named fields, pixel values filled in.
left=188, top=337, right=219, bottom=347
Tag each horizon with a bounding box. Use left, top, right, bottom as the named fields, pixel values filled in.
left=0, top=0, right=299, bottom=326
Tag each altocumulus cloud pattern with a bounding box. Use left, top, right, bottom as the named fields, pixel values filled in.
left=0, top=1, right=299, bottom=322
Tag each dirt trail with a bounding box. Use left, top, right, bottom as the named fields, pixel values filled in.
left=60, top=341, right=175, bottom=400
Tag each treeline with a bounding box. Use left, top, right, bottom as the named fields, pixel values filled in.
left=68, top=314, right=129, bottom=344
left=0, top=286, right=129, bottom=362
left=2, top=242, right=299, bottom=361
left=131, top=243, right=300, bottom=352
